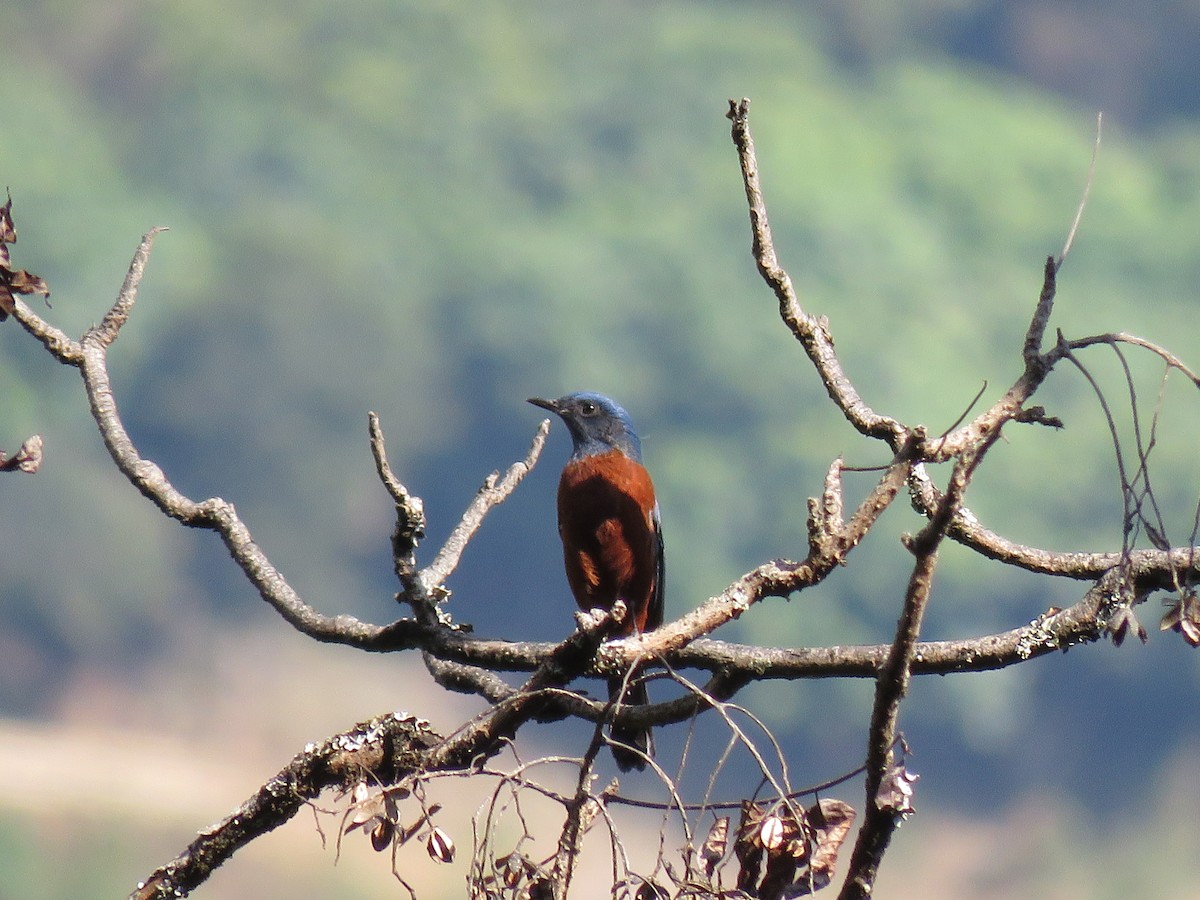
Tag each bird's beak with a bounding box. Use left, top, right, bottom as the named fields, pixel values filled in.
left=527, top=397, right=559, bottom=414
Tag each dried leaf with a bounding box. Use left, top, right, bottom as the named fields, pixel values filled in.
left=0, top=191, right=49, bottom=321
left=1183, top=618, right=1200, bottom=647
left=735, top=802, right=766, bottom=892
left=344, top=795, right=386, bottom=832
left=495, top=852, right=530, bottom=889
left=0, top=190, right=15, bottom=244
left=343, top=781, right=407, bottom=849
left=875, top=762, right=919, bottom=818
left=1109, top=606, right=1147, bottom=647
left=737, top=803, right=812, bottom=899
left=0, top=435, right=42, bottom=474
left=1144, top=522, right=1171, bottom=551
left=20, top=436, right=40, bottom=472
left=5, top=267, right=49, bottom=296
left=1161, top=592, right=1200, bottom=647
left=426, top=826, right=455, bottom=863
left=701, top=816, right=730, bottom=877
left=381, top=788, right=403, bottom=823
left=760, top=854, right=801, bottom=900
left=804, top=799, right=856, bottom=892
left=344, top=806, right=377, bottom=832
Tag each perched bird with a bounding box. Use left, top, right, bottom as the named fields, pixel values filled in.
left=528, top=392, right=664, bottom=771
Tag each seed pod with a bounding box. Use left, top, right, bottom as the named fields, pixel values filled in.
left=426, top=827, right=455, bottom=863
left=370, top=818, right=394, bottom=852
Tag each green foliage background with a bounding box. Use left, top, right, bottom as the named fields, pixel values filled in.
left=4, top=1, right=1200, bottom=896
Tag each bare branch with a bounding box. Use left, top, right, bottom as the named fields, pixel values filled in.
left=417, top=419, right=549, bottom=596
left=1023, top=255, right=1058, bottom=364
left=368, top=411, right=427, bottom=583
left=1065, top=331, right=1200, bottom=386
left=908, top=463, right=1125, bottom=577
left=842, top=439, right=996, bottom=899
left=12, top=233, right=556, bottom=659
left=90, top=227, right=168, bottom=347
left=727, top=98, right=905, bottom=447
left=10, top=297, right=82, bottom=364
left=549, top=730, right=605, bottom=898
left=134, top=609, right=632, bottom=898
left=130, top=712, right=441, bottom=900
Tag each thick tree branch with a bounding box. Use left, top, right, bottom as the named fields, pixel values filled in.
left=11, top=296, right=83, bottom=363
left=132, top=607, right=623, bottom=899
left=842, top=436, right=998, bottom=899
left=131, top=712, right=442, bottom=900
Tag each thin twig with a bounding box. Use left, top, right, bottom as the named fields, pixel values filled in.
left=1064, top=331, right=1200, bottom=387
left=1058, top=111, right=1102, bottom=267
left=417, top=419, right=549, bottom=595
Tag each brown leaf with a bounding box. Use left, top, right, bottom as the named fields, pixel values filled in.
left=735, top=801, right=766, bottom=892
left=1144, top=522, right=1171, bottom=551
left=0, top=192, right=49, bottom=321
left=5, top=267, right=49, bottom=297
left=805, top=799, right=856, bottom=892
left=760, top=854, right=802, bottom=900
left=701, top=816, right=729, bottom=878
left=0, top=190, right=15, bottom=244
left=1109, top=606, right=1147, bottom=647
left=738, top=803, right=812, bottom=899
left=1161, top=592, right=1200, bottom=647
left=495, top=852, right=532, bottom=889
left=344, top=807, right=379, bottom=832
left=875, top=762, right=919, bottom=818
left=1183, top=617, right=1200, bottom=647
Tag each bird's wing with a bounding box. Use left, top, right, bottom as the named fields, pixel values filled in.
left=647, top=501, right=665, bottom=631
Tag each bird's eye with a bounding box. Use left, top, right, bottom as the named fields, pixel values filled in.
left=579, top=400, right=597, bottom=416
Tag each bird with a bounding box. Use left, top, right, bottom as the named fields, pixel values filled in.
left=528, top=391, right=664, bottom=771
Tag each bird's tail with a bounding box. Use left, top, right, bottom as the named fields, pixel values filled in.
left=607, top=673, right=653, bottom=772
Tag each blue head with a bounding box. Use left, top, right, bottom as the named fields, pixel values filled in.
left=528, top=392, right=643, bottom=462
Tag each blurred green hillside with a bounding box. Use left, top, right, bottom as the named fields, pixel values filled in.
left=3, top=1, right=1200, bottom=896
